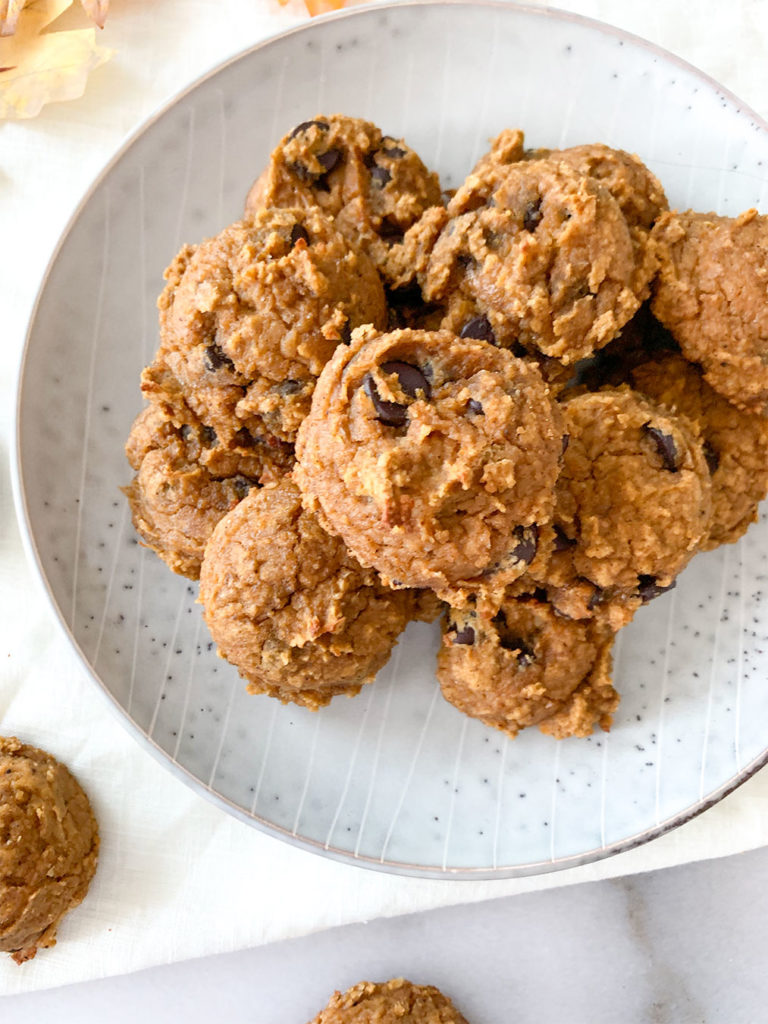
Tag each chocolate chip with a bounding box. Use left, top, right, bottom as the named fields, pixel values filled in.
left=363, top=374, right=406, bottom=427
left=363, top=361, right=430, bottom=427
left=289, top=223, right=309, bottom=248
left=553, top=525, right=576, bottom=551
left=204, top=344, right=235, bottom=373
left=703, top=440, right=720, bottom=474
left=510, top=524, right=539, bottom=566
left=587, top=584, right=604, bottom=611
left=232, top=476, right=255, bottom=499
left=448, top=623, right=475, bottom=645
left=288, top=119, right=329, bottom=139
left=467, top=399, right=484, bottom=415
left=380, top=360, right=432, bottom=401
left=493, top=612, right=535, bottom=665
left=233, top=428, right=257, bottom=448
left=460, top=315, right=495, bottom=345
left=340, top=320, right=353, bottom=345
left=378, top=217, right=404, bottom=244
left=318, top=148, right=342, bottom=173
left=277, top=379, right=304, bottom=396
left=642, top=422, right=679, bottom=472
left=201, top=425, right=217, bottom=446
left=637, top=575, right=677, bottom=603
left=381, top=137, right=406, bottom=158
left=523, top=198, right=543, bottom=232
left=561, top=434, right=570, bottom=455
left=370, top=165, right=392, bottom=188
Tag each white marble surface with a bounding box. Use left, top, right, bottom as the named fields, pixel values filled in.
left=4, top=843, right=766, bottom=1021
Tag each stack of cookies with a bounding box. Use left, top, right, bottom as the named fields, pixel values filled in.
left=124, top=114, right=768, bottom=742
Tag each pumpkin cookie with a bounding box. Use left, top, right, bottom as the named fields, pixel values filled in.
left=199, top=479, right=416, bottom=709
left=146, top=207, right=387, bottom=445
left=537, top=387, right=713, bottom=628
left=295, top=326, right=565, bottom=604
left=0, top=737, right=99, bottom=964
left=628, top=352, right=768, bottom=550
left=438, top=596, right=618, bottom=739
left=308, top=978, right=470, bottom=1024
left=245, top=114, right=443, bottom=285
left=651, top=208, right=768, bottom=414
left=421, top=158, right=656, bottom=364
left=123, top=404, right=282, bottom=579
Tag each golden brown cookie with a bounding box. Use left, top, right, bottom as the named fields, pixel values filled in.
left=628, top=352, right=768, bottom=550
left=308, top=978, right=470, bottom=1024
left=147, top=207, right=387, bottom=445
left=466, top=130, right=667, bottom=231
left=438, top=597, right=618, bottom=739
left=295, top=326, right=565, bottom=604
left=651, top=208, right=768, bottom=414
left=420, top=158, right=656, bottom=364
left=123, top=404, right=278, bottom=580
left=245, top=114, right=443, bottom=285
left=199, top=478, right=417, bottom=709
left=0, top=737, right=99, bottom=964
left=535, top=387, right=713, bottom=628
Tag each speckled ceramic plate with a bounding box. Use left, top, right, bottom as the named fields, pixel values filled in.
left=13, top=0, right=768, bottom=878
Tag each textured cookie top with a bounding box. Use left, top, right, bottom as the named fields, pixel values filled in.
left=0, top=737, right=99, bottom=964
left=553, top=387, right=713, bottom=594
left=151, top=207, right=387, bottom=443
left=438, top=597, right=617, bottom=740
left=308, top=978, right=470, bottom=1024
left=422, top=158, right=655, bottom=363
left=651, top=208, right=768, bottom=414
left=199, top=478, right=415, bottom=708
left=245, top=114, right=443, bottom=285
left=295, top=326, right=565, bottom=601
left=629, top=352, right=768, bottom=550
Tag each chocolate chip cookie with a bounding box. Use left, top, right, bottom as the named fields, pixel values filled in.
left=199, top=479, right=416, bottom=709
left=438, top=596, right=618, bottom=739
left=245, top=114, right=443, bottom=285
left=651, top=208, right=768, bottom=414
left=308, top=978, right=470, bottom=1024
left=420, top=158, right=656, bottom=364
left=1, top=737, right=99, bottom=964
left=628, top=352, right=768, bottom=550
left=147, top=207, right=387, bottom=445
left=295, top=326, right=565, bottom=603
left=536, top=387, right=713, bottom=628
left=124, top=404, right=277, bottom=579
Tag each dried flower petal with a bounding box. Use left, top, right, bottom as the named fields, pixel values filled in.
left=79, top=0, right=108, bottom=28
left=0, top=0, right=112, bottom=120
left=304, top=0, right=347, bottom=14
left=0, top=0, right=25, bottom=36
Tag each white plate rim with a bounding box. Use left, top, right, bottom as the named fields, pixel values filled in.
left=11, top=0, right=768, bottom=880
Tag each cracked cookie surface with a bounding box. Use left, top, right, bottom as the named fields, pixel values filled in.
left=0, top=737, right=99, bottom=964
left=651, top=208, right=768, bottom=414
left=245, top=114, right=443, bottom=285
left=198, top=478, right=416, bottom=708
left=438, top=596, right=617, bottom=739
left=145, top=207, right=387, bottom=445
left=308, top=978, right=470, bottom=1024
left=421, top=156, right=656, bottom=364
left=531, top=387, right=713, bottom=628
left=123, top=404, right=279, bottom=579
left=295, top=326, right=564, bottom=603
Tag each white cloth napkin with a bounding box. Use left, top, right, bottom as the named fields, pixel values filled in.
left=2, top=0, right=768, bottom=997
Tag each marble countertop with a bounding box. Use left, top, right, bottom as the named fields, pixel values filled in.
left=4, top=843, right=765, bottom=1021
